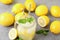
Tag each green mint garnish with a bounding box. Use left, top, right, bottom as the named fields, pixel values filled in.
left=36, top=29, right=49, bottom=36
left=18, top=19, right=26, bottom=24
left=27, top=17, right=34, bottom=23
left=36, top=30, right=44, bottom=34
left=18, top=17, right=34, bottom=24
left=19, top=37, right=23, bottom=40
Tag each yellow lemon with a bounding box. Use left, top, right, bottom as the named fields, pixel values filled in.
left=12, top=3, right=25, bottom=14
left=0, top=12, right=14, bottom=26
left=25, top=0, right=36, bottom=11
left=50, top=6, right=60, bottom=17
left=38, top=16, right=50, bottom=27
left=50, top=21, right=60, bottom=34
left=8, top=28, right=18, bottom=40
left=15, top=12, right=28, bottom=21
left=0, top=0, right=13, bottom=4
left=26, top=0, right=34, bottom=1
left=35, top=5, right=48, bottom=16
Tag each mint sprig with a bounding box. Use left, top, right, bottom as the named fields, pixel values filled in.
left=18, top=17, right=34, bottom=24
left=27, top=17, right=34, bottom=23
left=18, top=19, right=26, bottom=24
left=19, top=37, right=23, bottom=40
left=36, top=29, right=49, bottom=36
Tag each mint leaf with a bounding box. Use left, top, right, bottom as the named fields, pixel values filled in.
left=27, top=17, right=34, bottom=23
left=36, top=30, right=49, bottom=36
left=18, top=17, right=34, bottom=24
left=18, top=19, right=26, bottom=24
left=43, top=31, right=48, bottom=36
left=36, top=30, right=44, bottom=34
left=19, top=37, right=23, bottom=40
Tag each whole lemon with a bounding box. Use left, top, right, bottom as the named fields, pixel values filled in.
left=25, top=0, right=34, bottom=1
left=0, top=0, right=13, bottom=4
left=50, top=21, right=60, bottom=34
left=25, top=0, right=36, bottom=11
left=0, top=12, right=14, bottom=26
left=35, top=5, right=48, bottom=16
left=12, top=3, right=25, bottom=14
left=50, top=6, right=60, bottom=17
left=15, top=12, right=28, bottom=21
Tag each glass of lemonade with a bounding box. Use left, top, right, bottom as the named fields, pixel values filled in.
left=16, top=14, right=37, bottom=40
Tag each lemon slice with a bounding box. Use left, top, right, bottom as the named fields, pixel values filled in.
left=37, top=16, right=50, bottom=27
left=8, top=28, right=18, bottom=40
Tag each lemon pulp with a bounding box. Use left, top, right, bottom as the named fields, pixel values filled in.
left=38, top=16, right=50, bottom=27
left=9, top=28, right=18, bottom=40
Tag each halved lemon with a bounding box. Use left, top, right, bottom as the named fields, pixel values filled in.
left=8, top=28, right=18, bottom=40
left=37, top=16, right=50, bottom=27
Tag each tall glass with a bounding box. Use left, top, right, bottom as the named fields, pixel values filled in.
left=17, top=15, right=36, bottom=40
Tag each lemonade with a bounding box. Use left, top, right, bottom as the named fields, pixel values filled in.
left=16, top=15, right=36, bottom=40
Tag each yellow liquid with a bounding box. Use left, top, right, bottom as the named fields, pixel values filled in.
left=17, top=20, right=36, bottom=40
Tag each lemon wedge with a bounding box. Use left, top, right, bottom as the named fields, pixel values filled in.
left=8, top=28, right=18, bottom=40
left=37, top=16, right=50, bottom=27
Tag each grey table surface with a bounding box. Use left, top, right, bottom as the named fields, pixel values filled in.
left=0, top=0, right=60, bottom=40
